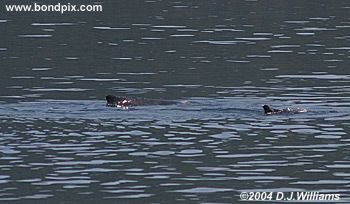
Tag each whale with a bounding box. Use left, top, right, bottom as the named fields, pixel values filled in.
left=106, top=95, right=178, bottom=107
left=263, top=104, right=307, bottom=115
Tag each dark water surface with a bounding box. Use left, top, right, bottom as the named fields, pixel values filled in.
left=1, top=0, right=350, bottom=203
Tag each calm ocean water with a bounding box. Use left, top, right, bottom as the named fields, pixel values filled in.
left=1, top=0, right=350, bottom=203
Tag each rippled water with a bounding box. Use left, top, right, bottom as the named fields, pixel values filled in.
left=1, top=0, right=350, bottom=203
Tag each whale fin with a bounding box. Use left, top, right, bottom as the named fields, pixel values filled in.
left=262, top=104, right=278, bottom=114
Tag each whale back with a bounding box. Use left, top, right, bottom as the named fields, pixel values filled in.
left=106, top=95, right=177, bottom=107
left=263, top=104, right=307, bottom=115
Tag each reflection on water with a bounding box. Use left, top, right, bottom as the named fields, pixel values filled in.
left=1, top=98, right=350, bottom=202
left=1, top=0, right=350, bottom=203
